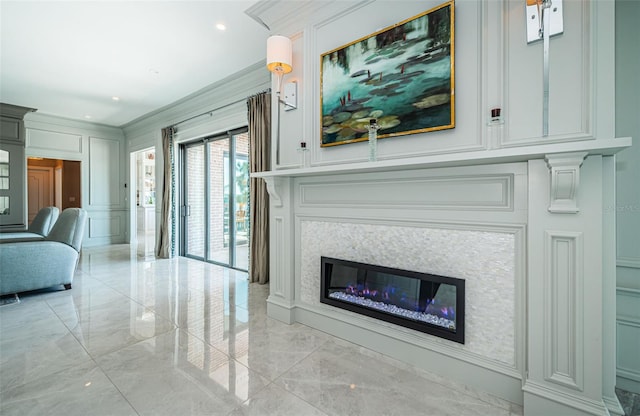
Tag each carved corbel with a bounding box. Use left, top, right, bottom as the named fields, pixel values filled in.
left=262, top=177, right=283, bottom=207
left=544, top=152, right=587, bottom=213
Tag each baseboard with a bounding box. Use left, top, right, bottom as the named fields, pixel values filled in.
left=293, top=304, right=524, bottom=406
left=266, top=296, right=295, bottom=324
left=522, top=381, right=609, bottom=416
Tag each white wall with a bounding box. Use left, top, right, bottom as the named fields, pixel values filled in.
left=23, top=114, right=126, bottom=246
left=615, top=0, right=640, bottom=395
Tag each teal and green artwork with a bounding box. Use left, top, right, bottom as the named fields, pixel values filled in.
left=320, top=1, right=455, bottom=147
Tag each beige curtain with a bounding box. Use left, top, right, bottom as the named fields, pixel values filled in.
left=156, top=127, right=173, bottom=258
left=247, top=92, right=271, bottom=284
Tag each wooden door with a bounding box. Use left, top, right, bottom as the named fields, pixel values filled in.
left=27, top=167, right=54, bottom=222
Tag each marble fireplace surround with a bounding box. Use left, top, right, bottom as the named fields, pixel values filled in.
left=252, top=139, right=630, bottom=416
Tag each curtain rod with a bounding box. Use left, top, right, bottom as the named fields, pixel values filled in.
left=169, top=88, right=271, bottom=131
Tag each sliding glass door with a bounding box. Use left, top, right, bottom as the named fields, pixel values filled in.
left=181, top=129, right=249, bottom=270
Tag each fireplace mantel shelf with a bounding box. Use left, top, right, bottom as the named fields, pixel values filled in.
left=251, top=137, right=631, bottom=179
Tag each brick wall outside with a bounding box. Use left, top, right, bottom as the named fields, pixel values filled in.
left=186, top=132, right=249, bottom=262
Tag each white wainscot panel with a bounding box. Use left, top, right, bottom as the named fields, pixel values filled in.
left=89, top=137, right=121, bottom=206
left=543, top=231, right=584, bottom=391
left=273, top=216, right=285, bottom=297
left=299, top=174, right=513, bottom=210
left=88, top=214, right=122, bottom=239
left=617, top=288, right=640, bottom=391
left=299, top=220, right=517, bottom=366
left=503, top=0, right=589, bottom=144
left=617, top=321, right=640, bottom=383
left=27, top=129, right=82, bottom=153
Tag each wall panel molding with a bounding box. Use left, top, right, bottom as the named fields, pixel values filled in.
left=616, top=287, right=640, bottom=393
left=502, top=0, right=592, bottom=145
left=84, top=210, right=127, bottom=246
left=88, top=215, right=122, bottom=239
left=273, top=216, right=285, bottom=297
left=544, top=231, right=584, bottom=391
left=26, top=129, right=82, bottom=154
left=88, top=137, right=121, bottom=207
left=616, top=320, right=640, bottom=382
left=617, top=257, right=640, bottom=269
left=299, top=174, right=513, bottom=211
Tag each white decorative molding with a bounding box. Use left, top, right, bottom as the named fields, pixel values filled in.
left=262, top=177, right=283, bottom=207
left=245, top=0, right=364, bottom=33
left=273, top=216, right=285, bottom=297
left=616, top=320, right=640, bottom=383
left=616, top=288, right=640, bottom=391
left=523, top=380, right=608, bottom=415
left=299, top=174, right=513, bottom=211
left=617, top=257, right=640, bottom=269
left=544, top=231, right=584, bottom=391
left=252, top=139, right=629, bottom=180
left=26, top=128, right=82, bottom=154
left=616, top=287, right=640, bottom=322
left=545, top=152, right=588, bottom=213
left=88, top=215, right=122, bottom=238
left=502, top=0, right=591, bottom=145
left=89, top=137, right=121, bottom=207
left=603, top=395, right=626, bottom=416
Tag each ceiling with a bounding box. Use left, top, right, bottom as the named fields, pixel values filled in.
left=0, top=0, right=270, bottom=127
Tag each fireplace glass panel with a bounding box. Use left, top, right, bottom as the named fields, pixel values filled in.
left=321, top=257, right=464, bottom=343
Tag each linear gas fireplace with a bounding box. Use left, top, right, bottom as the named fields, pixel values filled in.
left=321, top=256, right=465, bottom=343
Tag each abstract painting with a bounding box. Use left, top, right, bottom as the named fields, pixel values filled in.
left=320, top=1, right=455, bottom=147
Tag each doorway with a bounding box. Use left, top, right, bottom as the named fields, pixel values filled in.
left=131, top=148, right=156, bottom=258
left=27, top=157, right=80, bottom=221
left=180, top=129, right=250, bottom=271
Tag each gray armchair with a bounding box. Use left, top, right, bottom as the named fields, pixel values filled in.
left=0, top=208, right=87, bottom=295
left=0, top=206, right=59, bottom=243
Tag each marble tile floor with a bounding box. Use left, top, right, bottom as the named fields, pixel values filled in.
left=0, top=244, right=525, bottom=416
left=616, top=388, right=640, bottom=416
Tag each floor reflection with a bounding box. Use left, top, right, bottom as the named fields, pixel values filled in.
left=0, top=244, right=524, bottom=416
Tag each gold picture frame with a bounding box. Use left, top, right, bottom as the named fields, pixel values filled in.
left=320, top=1, right=455, bottom=147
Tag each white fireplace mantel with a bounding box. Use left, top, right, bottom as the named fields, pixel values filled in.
left=252, top=137, right=631, bottom=180
left=256, top=137, right=631, bottom=416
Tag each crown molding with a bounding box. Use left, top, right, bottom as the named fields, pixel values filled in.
left=246, top=0, right=364, bottom=34
left=0, top=103, right=37, bottom=119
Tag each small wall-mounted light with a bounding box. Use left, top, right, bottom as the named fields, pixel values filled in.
left=266, top=34, right=298, bottom=165
left=266, top=35, right=292, bottom=75
left=526, top=0, right=563, bottom=137
left=525, top=0, right=563, bottom=44
left=266, top=35, right=297, bottom=111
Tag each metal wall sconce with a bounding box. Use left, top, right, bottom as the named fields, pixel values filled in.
left=266, top=35, right=297, bottom=165
left=266, top=35, right=297, bottom=111
left=525, top=0, right=564, bottom=137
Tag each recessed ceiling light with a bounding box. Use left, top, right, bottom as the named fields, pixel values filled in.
left=84, top=115, right=92, bottom=119
left=112, top=96, right=120, bottom=101
left=216, top=23, right=226, bottom=31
